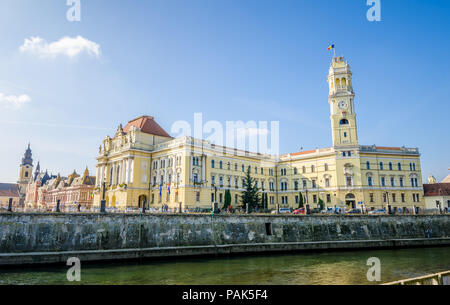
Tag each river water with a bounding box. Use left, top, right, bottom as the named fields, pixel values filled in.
left=0, top=247, right=449, bottom=285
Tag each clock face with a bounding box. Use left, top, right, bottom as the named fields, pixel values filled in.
left=338, top=101, right=348, bottom=110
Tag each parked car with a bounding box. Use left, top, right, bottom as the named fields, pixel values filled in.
left=271, top=208, right=292, bottom=214
left=369, top=209, right=386, bottom=215
left=347, top=208, right=362, bottom=214
left=293, top=208, right=306, bottom=215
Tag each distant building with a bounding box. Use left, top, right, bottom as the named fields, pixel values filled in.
left=25, top=168, right=96, bottom=212
left=423, top=170, right=450, bottom=210
left=0, top=183, right=20, bottom=211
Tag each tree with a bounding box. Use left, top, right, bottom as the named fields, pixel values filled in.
left=223, top=189, right=231, bottom=210
left=318, top=198, right=324, bottom=211
left=260, top=193, right=267, bottom=211
left=241, top=167, right=260, bottom=213
left=298, top=192, right=304, bottom=209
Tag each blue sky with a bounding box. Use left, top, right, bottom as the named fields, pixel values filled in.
left=0, top=0, right=449, bottom=182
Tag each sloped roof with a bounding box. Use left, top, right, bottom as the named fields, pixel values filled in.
left=442, top=174, right=450, bottom=183
left=0, top=183, right=20, bottom=197
left=289, top=149, right=317, bottom=157
left=423, top=183, right=450, bottom=197
left=375, top=146, right=403, bottom=151
left=123, top=116, right=171, bottom=138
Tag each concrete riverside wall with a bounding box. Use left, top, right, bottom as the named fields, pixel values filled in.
left=0, top=213, right=449, bottom=265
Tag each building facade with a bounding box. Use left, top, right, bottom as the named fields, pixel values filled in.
left=423, top=172, right=450, bottom=210
left=0, top=183, right=20, bottom=211
left=24, top=166, right=96, bottom=212
left=93, top=56, right=425, bottom=212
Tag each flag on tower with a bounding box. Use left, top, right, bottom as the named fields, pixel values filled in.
left=168, top=183, right=171, bottom=195
left=327, top=44, right=335, bottom=51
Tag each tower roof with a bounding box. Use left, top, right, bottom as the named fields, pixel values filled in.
left=123, top=115, right=171, bottom=138
left=21, top=143, right=33, bottom=166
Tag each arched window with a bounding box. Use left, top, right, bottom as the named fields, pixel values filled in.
left=342, top=78, right=347, bottom=86
left=397, top=163, right=402, bottom=171
left=219, top=161, right=223, bottom=169
left=366, top=161, right=370, bottom=170
left=25, top=172, right=28, bottom=177
left=302, top=166, right=306, bottom=174
left=311, top=165, right=315, bottom=173
left=389, top=162, right=393, bottom=171
left=324, top=163, right=329, bottom=171
left=340, top=119, right=349, bottom=125
left=380, top=162, right=384, bottom=170
left=211, top=160, right=215, bottom=168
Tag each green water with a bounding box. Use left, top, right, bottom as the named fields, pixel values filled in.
left=0, top=247, right=449, bottom=285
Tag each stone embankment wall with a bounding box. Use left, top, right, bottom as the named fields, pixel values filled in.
left=0, top=213, right=449, bottom=265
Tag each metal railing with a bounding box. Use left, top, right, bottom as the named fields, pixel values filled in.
left=383, top=270, right=450, bottom=285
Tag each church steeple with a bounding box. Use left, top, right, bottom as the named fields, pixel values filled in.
left=18, top=143, right=34, bottom=196
left=21, top=143, right=33, bottom=166
left=328, top=56, right=359, bottom=148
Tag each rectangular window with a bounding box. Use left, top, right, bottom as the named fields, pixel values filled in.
left=370, top=193, right=374, bottom=203
left=392, top=194, right=396, bottom=202
left=326, top=194, right=331, bottom=203
left=295, top=196, right=299, bottom=204
left=313, top=195, right=317, bottom=203
left=401, top=193, right=405, bottom=202
left=312, top=180, right=317, bottom=188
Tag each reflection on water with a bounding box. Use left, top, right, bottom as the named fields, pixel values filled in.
left=0, top=247, right=449, bottom=285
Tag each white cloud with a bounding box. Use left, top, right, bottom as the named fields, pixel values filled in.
left=19, top=36, right=101, bottom=58
left=0, top=92, right=31, bottom=110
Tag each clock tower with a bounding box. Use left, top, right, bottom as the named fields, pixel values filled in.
left=328, top=56, right=359, bottom=148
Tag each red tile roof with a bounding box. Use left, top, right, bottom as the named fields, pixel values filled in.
left=375, top=146, right=402, bottom=151
left=123, top=116, right=171, bottom=138
left=290, top=149, right=317, bottom=157
left=423, top=183, right=450, bottom=197
left=0, top=183, right=20, bottom=197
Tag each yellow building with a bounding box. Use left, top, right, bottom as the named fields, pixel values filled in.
left=93, top=56, right=424, bottom=212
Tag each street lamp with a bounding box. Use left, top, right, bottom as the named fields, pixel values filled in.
left=100, top=181, right=106, bottom=213
left=8, top=198, right=12, bottom=212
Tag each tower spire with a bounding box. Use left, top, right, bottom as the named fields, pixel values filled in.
left=328, top=56, right=359, bottom=148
